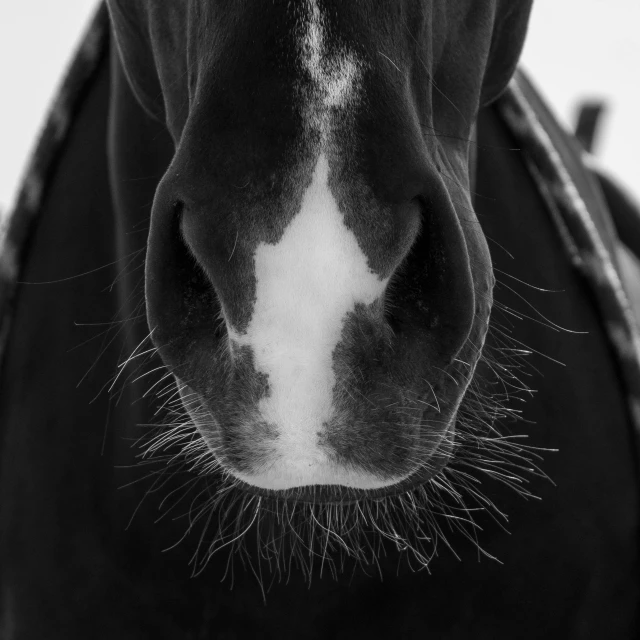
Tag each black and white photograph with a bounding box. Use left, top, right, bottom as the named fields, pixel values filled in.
left=0, top=1, right=638, bottom=637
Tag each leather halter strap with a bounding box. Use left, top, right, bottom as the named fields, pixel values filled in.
left=497, top=70, right=640, bottom=463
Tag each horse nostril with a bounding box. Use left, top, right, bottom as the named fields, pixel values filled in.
left=172, top=199, right=185, bottom=220
left=169, top=201, right=216, bottom=298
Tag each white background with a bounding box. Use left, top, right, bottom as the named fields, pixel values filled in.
left=0, top=0, right=638, bottom=218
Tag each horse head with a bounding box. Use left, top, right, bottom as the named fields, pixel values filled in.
left=106, top=0, right=532, bottom=504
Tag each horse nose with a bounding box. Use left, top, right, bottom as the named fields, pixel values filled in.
left=361, top=168, right=476, bottom=372
left=349, top=115, right=476, bottom=370
left=145, top=172, right=255, bottom=351
left=417, top=179, right=476, bottom=364
left=146, top=142, right=478, bottom=491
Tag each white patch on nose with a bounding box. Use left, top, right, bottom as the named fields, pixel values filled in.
left=300, top=0, right=361, bottom=143
left=224, top=2, right=394, bottom=489
left=229, top=154, right=389, bottom=488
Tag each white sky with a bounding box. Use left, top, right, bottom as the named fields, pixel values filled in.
left=0, top=0, right=638, bottom=218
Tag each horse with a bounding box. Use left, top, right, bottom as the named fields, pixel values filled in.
left=0, top=1, right=639, bottom=638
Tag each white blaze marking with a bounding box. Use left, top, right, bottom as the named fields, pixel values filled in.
left=230, top=154, right=389, bottom=487
left=300, top=0, right=360, bottom=143
left=225, top=2, right=393, bottom=489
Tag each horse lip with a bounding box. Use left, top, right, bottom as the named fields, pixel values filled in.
left=227, top=435, right=455, bottom=506
left=181, top=389, right=458, bottom=506
left=168, top=328, right=473, bottom=503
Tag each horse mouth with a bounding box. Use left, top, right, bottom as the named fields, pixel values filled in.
left=136, top=329, right=533, bottom=581
left=139, top=286, right=537, bottom=580
left=169, top=326, right=474, bottom=506
left=226, top=439, right=455, bottom=505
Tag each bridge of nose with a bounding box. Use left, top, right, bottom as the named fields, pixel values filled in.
left=176, top=1, right=432, bottom=330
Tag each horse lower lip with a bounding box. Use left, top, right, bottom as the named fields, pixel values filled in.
left=230, top=461, right=448, bottom=505
left=223, top=426, right=455, bottom=506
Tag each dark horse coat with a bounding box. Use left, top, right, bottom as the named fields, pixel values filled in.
left=0, top=2, right=639, bottom=638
